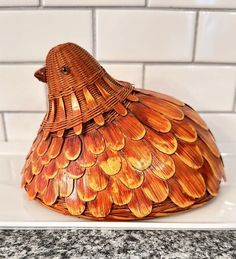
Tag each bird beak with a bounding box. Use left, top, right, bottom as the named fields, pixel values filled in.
left=34, top=67, right=47, bottom=83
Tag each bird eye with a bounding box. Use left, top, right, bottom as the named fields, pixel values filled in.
left=60, top=66, right=70, bottom=75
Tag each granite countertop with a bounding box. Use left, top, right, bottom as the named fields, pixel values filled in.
left=0, top=229, right=235, bottom=258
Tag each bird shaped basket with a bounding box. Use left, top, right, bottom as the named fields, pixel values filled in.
left=21, top=42, right=225, bottom=221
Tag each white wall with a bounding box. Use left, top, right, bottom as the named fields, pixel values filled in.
left=0, top=0, right=236, bottom=143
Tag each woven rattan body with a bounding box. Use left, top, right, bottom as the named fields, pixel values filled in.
left=21, top=43, right=225, bottom=220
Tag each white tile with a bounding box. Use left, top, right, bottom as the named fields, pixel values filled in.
left=196, top=12, right=236, bottom=63
left=0, top=115, right=5, bottom=141
left=5, top=113, right=44, bottom=141
left=145, top=65, right=236, bottom=111
left=148, top=0, right=236, bottom=8
left=102, top=63, right=143, bottom=87
left=0, top=0, right=38, bottom=6
left=43, top=0, right=145, bottom=6
left=0, top=10, right=92, bottom=62
left=0, top=65, right=46, bottom=111
left=96, top=10, right=195, bottom=62
left=0, top=156, right=11, bottom=183
left=200, top=113, right=236, bottom=142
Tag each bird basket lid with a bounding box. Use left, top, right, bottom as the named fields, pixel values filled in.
left=35, top=42, right=134, bottom=140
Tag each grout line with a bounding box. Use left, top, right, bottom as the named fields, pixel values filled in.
left=1, top=113, right=8, bottom=141
left=232, top=82, right=236, bottom=112
left=142, top=64, right=145, bottom=88
left=199, top=111, right=236, bottom=114
left=2, top=111, right=45, bottom=114
left=38, top=0, right=43, bottom=7
left=192, top=11, right=199, bottom=62
left=99, top=61, right=236, bottom=66
left=0, top=6, right=236, bottom=11
left=92, top=8, right=96, bottom=57
left=0, top=61, right=43, bottom=65
left=1, top=60, right=236, bottom=66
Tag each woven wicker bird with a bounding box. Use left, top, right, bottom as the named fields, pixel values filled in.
left=21, top=42, right=225, bottom=221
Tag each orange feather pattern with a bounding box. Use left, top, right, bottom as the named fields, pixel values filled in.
left=31, top=159, right=43, bottom=175
left=128, top=188, right=152, bottom=218
left=71, top=93, right=82, bottom=135
left=117, top=158, right=144, bottom=189
left=173, top=155, right=206, bottom=199
left=65, top=185, right=85, bottom=215
left=115, top=113, right=146, bottom=140
left=66, top=161, right=85, bottom=179
left=145, top=128, right=177, bottom=155
left=47, top=137, right=63, bottom=159
left=194, top=123, right=221, bottom=157
left=83, top=130, right=105, bottom=155
left=22, top=43, right=225, bottom=221
left=129, top=102, right=171, bottom=133
left=182, top=105, right=208, bottom=130
left=150, top=148, right=175, bottom=180
left=122, top=138, right=152, bottom=171
left=108, top=177, right=132, bottom=206
left=56, top=152, right=69, bottom=169
left=141, top=169, right=169, bottom=203
left=168, top=178, right=194, bottom=208
left=98, top=149, right=122, bottom=176
left=35, top=172, right=49, bottom=195
left=43, top=160, right=58, bottom=179
left=176, top=142, right=204, bottom=170
left=24, top=167, right=33, bottom=183
left=86, top=165, right=109, bottom=192
left=76, top=139, right=97, bottom=168
left=136, top=88, right=184, bottom=106
left=41, top=179, right=58, bottom=206
left=64, top=135, right=81, bottom=160
left=83, top=87, right=105, bottom=126
left=138, top=94, right=184, bottom=120
left=198, top=140, right=224, bottom=180
left=37, top=136, right=52, bottom=157
left=27, top=177, right=37, bottom=200
left=98, top=123, right=125, bottom=151
left=172, top=119, right=197, bottom=143
left=88, top=190, right=112, bottom=218
left=199, top=160, right=220, bottom=196
left=57, top=169, right=74, bottom=197
left=76, top=177, right=97, bottom=202
left=41, top=154, right=51, bottom=165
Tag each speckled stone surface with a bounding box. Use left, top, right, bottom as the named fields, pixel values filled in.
left=0, top=230, right=235, bottom=258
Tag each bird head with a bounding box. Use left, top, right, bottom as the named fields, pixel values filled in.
left=34, top=42, right=103, bottom=98
left=33, top=42, right=134, bottom=138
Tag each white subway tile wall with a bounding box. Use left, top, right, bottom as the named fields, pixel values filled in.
left=4, top=113, right=44, bottom=141
left=0, top=0, right=39, bottom=6
left=43, top=0, right=145, bottom=6
left=0, top=1, right=235, bottom=143
left=0, top=65, right=46, bottom=111
left=148, top=0, right=236, bottom=8
left=0, top=10, right=92, bottom=61
left=196, top=12, right=236, bottom=62
left=96, top=10, right=196, bottom=61
left=102, top=64, right=143, bottom=87
left=145, top=65, right=236, bottom=111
